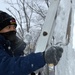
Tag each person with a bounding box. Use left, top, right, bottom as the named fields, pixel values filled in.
left=0, top=10, right=63, bottom=75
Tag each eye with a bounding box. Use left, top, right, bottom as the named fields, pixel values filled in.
left=5, top=25, right=10, bottom=29
left=7, top=26, right=11, bottom=29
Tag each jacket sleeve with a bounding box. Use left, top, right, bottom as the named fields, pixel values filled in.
left=0, top=47, right=46, bottom=75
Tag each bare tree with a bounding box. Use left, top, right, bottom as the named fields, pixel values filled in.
left=4, top=0, right=33, bottom=39
left=4, top=0, right=50, bottom=50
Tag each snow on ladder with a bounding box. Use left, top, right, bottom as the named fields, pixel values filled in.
left=35, top=0, right=60, bottom=75
left=35, top=0, right=60, bottom=53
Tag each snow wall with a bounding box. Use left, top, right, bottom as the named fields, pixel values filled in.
left=53, top=0, right=75, bottom=75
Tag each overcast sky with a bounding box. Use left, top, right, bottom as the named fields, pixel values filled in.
left=0, top=0, right=13, bottom=14
left=0, top=1, right=6, bottom=10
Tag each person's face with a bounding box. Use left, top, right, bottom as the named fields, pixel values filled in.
left=0, top=25, right=16, bottom=42
left=0, top=25, right=16, bottom=33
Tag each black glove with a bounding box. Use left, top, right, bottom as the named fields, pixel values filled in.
left=44, top=46, right=63, bottom=66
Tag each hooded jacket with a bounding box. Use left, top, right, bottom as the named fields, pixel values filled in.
left=0, top=35, right=46, bottom=75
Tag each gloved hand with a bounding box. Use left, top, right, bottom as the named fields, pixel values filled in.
left=44, top=46, right=63, bottom=66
